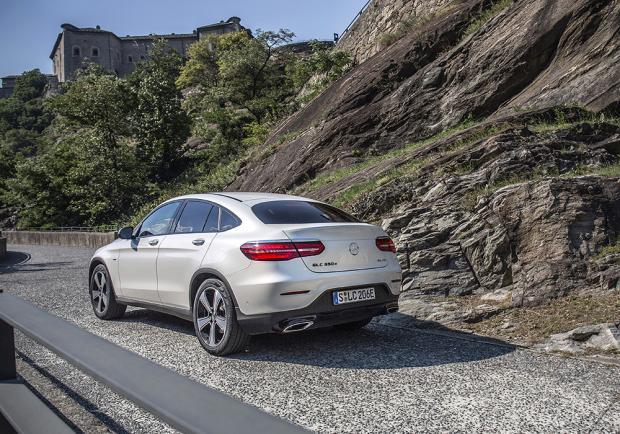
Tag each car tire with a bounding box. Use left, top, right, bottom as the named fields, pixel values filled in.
left=193, top=278, right=250, bottom=356
left=334, top=317, right=373, bottom=331
left=89, top=264, right=126, bottom=320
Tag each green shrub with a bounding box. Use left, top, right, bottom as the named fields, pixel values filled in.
left=461, top=0, right=513, bottom=39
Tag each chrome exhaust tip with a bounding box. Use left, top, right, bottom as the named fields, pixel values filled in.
left=281, top=317, right=315, bottom=333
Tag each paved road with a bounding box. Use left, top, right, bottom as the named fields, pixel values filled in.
left=1, top=244, right=619, bottom=433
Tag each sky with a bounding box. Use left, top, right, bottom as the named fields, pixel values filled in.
left=0, top=0, right=368, bottom=78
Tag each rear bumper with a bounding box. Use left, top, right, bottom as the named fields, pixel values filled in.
left=236, top=284, right=399, bottom=335
left=228, top=258, right=402, bottom=316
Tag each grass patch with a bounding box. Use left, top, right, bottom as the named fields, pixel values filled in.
left=598, top=237, right=620, bottom=258
left=470, top=293, right=620, bottom=345
left=296, top=117, right=480, bottom=194
left=562, top=161, right=620, bottom=179
left=529, top=107, right=620, bottom=133
left=461, top=0, right=513, bottom=39
left=378, top=5, right=458, bottom=48
left=330, top=158, right=428, bottom=209
left=461, top=170, right=549, bottom=210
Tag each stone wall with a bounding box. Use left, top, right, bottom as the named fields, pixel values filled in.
left=4, top=231, right=116, bottom=249
left=337, top=0, right=456, bottom=63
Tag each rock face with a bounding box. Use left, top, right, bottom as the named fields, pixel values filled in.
left=363, top=118, right=620, bottom=307
left=230, top=0, right=620, bottom=193
left=536, top=323, right=620, bottom=354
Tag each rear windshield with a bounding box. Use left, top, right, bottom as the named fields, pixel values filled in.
left=251, top=200, right=358, bottom=224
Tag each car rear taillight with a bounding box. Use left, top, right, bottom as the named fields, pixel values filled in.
left=376, top=236, right=396, bottom=253
left=240, top=241, right=325, bottom=261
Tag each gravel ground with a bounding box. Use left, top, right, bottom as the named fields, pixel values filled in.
left=1, top=244, right=619, bottom=433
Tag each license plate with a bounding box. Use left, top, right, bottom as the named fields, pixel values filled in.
left=332, top=287, right=376, bottom=305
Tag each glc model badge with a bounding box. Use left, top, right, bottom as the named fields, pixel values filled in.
left=349, top=242, right=360, bottom=256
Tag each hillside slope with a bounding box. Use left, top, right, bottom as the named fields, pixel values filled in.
left=230, top=0, right=619, bottom=192
left=228, top=0, right=620, bottom=350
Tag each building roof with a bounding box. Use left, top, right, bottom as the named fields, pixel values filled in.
left=50, top=19, right=244, bottom=59
left=120, top=33, right=196, bottom=41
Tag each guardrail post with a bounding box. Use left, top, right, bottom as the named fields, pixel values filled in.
left=0, top=316, right=16, bottom=381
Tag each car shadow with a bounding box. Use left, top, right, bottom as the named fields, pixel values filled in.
left=114, top=308, right=516, bottom=369
left=232, top=313, right=516, bottom=369
left=0, top=251, right=74, bottom=275
left=118, top=308, right=196, bottom=336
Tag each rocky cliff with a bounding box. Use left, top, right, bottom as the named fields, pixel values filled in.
left=230, top=0, right=620, bottom=349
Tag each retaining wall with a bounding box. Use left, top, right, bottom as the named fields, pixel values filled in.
left=3, top=231, right=116, bottom=249
left=337, top=0, right=455, bottom=63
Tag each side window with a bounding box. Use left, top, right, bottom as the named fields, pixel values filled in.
left=174, top=201, right=213, bottom=234
left=72, top=46, right=81, bottom=56
left=203, top=206, right=219, bottom=233
left=128, top=55, right=133, bottom=63
left=139, top=202, right=180, bottom=237
left=91, top=47, right=99, bottom=57
left=220, top=208, right=240, bottom=231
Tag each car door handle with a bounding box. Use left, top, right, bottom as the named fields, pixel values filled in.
left=148, top=239, right=159, bottom=246
left=192, top=239, right=205, bottom=246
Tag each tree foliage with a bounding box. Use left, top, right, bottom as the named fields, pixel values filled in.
left=128, top=40, right=190, bottom=181
left=1, top=29, right=354, bottom=229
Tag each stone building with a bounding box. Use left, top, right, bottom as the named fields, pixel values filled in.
left=0, top=74, right=58, bottom=98
left=49, top=17, right=245, bottom=82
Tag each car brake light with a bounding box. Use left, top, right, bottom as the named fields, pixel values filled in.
left=376, top=236, right=396, bottom=253
left=240, top=241, right=325, bottom=261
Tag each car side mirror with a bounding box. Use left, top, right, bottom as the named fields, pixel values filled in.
left=117, top=226, right=134, bottom=240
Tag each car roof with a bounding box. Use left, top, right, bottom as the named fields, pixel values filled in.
left=169, top=192, right=313, bottom=205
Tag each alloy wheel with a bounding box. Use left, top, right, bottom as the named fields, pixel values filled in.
left=196, top=288, right=227, bottom=347
left=92, top=270, right=109, bottom=314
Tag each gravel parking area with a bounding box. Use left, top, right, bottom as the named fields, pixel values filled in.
left=1, top=244, right=619, bottom=433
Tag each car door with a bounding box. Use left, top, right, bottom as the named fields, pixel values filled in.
left=156, top=201, right=220, bottom=308
left=118, top=201, right=181, bottom=302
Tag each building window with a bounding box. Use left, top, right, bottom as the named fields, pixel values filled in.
left=140, top=55, right=145, bottom=60
left=72, top=46, right=81, bottom=56
left=128, top=55, right=133, bottom=63
left=91, top=47, right=99, bottom=57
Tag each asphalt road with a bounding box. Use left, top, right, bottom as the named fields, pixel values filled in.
left=1, top=244, right=619, bottom=433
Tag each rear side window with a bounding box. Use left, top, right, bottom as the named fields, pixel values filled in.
left=251, top=200, right=358, bottom=224
left=174, top=201, right=213, bottom=233
left=220, top=208, right=240, bottom=231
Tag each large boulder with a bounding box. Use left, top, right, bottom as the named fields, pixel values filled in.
left=536, top=323, right=620, bottom=355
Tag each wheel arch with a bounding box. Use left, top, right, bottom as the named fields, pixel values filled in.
left=88, top=257, right=106, bottom=288
left=189, top=268, right=239, bottom=310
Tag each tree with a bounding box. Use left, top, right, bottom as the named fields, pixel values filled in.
left=0, top=69, right=52, bottom=134
left=128, top=40, right=191, bottom=181
left=23, top=64, right=149, bottom=226
left=286, top=41, right=353, bottom=105
left=216, top=29, right=294, bottom=123
left=12, top=69, right=48, bottom=101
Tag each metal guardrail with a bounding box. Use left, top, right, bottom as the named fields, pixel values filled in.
left=0, top=292, right=307, bottom=434
left=337, top=0, right=373, bottom=42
